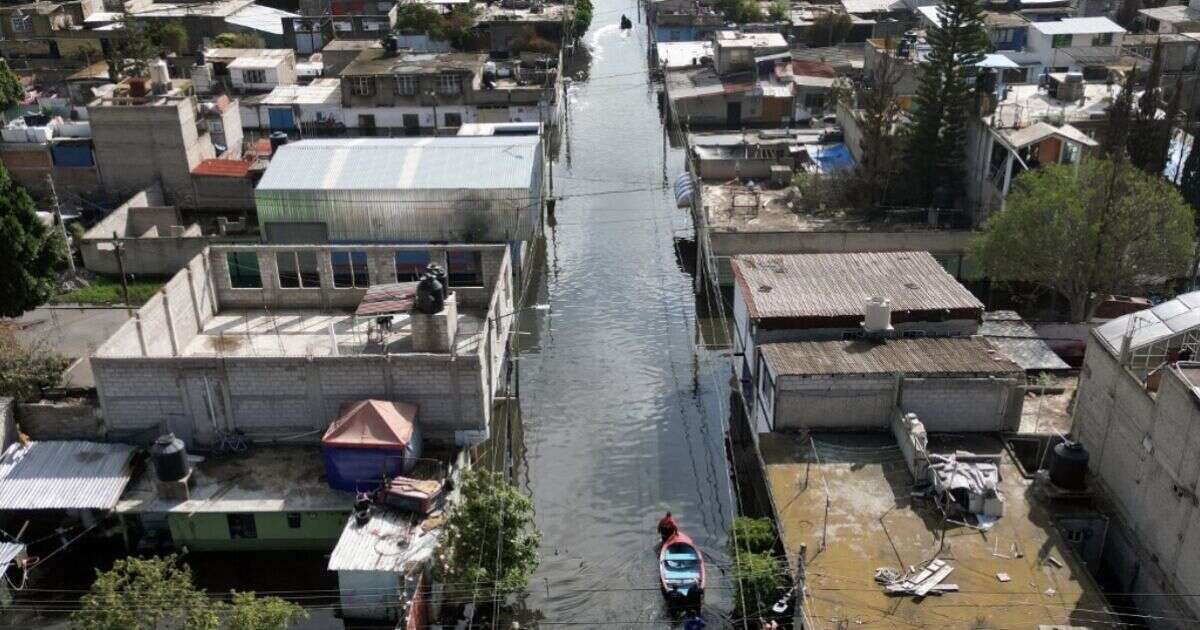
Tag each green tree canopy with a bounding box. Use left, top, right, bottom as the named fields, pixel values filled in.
left=973, top=159, right=1194, bottom=321
left=435, top=468, right=540, bottom=599
left=573, top=0, right=593, bottom=39
left=72, top=556, right=307, bottom=630
left=903, top=0, right=987, bottom=205
left=716, top=0, right=763, bottom=24
left=809, top=12, right=852, bottom=47
left=767, top=0, right=790, bottom=22
left=0, top=164, right=63, bottom=317
left=0, top=60, right=25, bottom=115
left=213, top=32, right=262, bottom=49
left=147, top=21, right=189, bottom=56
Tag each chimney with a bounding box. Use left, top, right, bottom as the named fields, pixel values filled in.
left=862, top=297, right=894, bottom=338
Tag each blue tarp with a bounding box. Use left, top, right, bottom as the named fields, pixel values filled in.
left=321, top=445, right=410, bottom=492
left=807, top=143, right=856, bottom=174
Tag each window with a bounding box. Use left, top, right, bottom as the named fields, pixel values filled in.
left=227, top=252, right=262, bottom=289
left=331, top=251, right=369, bottom=288
left=395, top=250, right=431, bottom=282
left=437, top=73, right=462, bottom=95
left=1051, top=34, right=1072, bottom=49
left=395, top=75, right=418, bottom=96
left=227, top=514, right=257, bottom=539
left=351, top=76, right=375, bottom=97
left=447, top=250, right=483, bottom=287
left=1091, top=32, right=1113, bottom=47
left=242, top=69, right=267, bottom=84
left=276, top=251, right=320, bottom=289
left=443, top=112, right=462, bottom=128
left=10, top=13, right=31, bottom=33
left=286, top=513, right=302, bottom=529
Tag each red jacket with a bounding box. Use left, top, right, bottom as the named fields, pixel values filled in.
left=658, top=515, right=678, bottom=537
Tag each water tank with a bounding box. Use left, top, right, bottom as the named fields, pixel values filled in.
left=1048, top=441, right=1089, bottom=490
left=415, top=271, right=446, bottom=314
left=863, top=297, right=893, bottom=334
left=151, top=433, right=189, bottom=482
left=269, top=131, right=288, bottom=154
left=425, top=263, right=448, bottom=300
left=150, top=59, right=170, bottom=94
left=192, top=62, right=214, bottom=94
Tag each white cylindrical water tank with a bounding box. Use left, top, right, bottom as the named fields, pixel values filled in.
left=149, top=59, right=170, bottom=91
left=863, top=296, right=893, bottom=333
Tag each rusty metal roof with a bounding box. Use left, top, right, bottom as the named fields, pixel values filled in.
left=761, top=336, right=1021, bottom=377
left=732, top=252, right=983, bottom=320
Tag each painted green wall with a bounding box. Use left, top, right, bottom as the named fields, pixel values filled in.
left=168, top=511, right=349, bottom=552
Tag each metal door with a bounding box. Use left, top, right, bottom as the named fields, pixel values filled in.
left=268, top=107, right=296, bottom=131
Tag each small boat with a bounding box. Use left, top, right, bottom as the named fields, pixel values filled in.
left=659, top=531, right=705, bottom=607
left=620, top=14, right=633, bottom=30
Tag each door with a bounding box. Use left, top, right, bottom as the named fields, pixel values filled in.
left=726, top=101, right=741, bottom=127
left=268, top=108, right=296, bottom=131
left=358, top=114, right=377, bottom=137
left=403, top=114, right=420, bottom=136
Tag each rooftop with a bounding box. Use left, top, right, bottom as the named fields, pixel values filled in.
left=245, top=79, right=341, bottom=106
left=731, top=251, right=983, bottom=320
left=257, top=137, right=541, bottom=192
left=760, top=432, right=1116, bottom=628
left=327, top=509, right=441, bottom=573
left=656, top=40, right=714, bottom=69
left=981, top=311, right=1071, bottom=372
left=712, top=30, right=789, bottom=50
left=840, top=0, right=906, bottom=13
left=205, top=48, right=295, bottom=63
left=917, top=6, right=1029, bottom=28
left=117, top=447, right=350, bottom=514
left=1139, top=4, right=1200, bottom=24
left=665, top=65, right=758, bottom=100
left=0, top=441, right=137, bottom=511
left=191, top=158, right=254, bottom=178
left=228, top=56, right=288, bottom=70
left=760, top=336, right=1021, bottom=377
left=341, top=49, right=486, bottom=76
left=478, top=2, right=570, bottom=22
left=991, top=81, right=1117, bottom=129
left=1094, top=290, right=1200, bottom=357
left=997, top=120, right=1097, bottom=150
left=1032, top=16, right=1124, bottom=35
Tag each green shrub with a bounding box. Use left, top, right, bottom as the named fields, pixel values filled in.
left=731, top=516, right=776, bottom=555
left=731, top=551, right=783, bottom=616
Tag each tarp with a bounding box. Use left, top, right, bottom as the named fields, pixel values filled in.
left=322, top=400, right=417, bottom=449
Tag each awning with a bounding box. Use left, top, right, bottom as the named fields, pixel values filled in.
left=323, top=400, right=418, bottom=449
left=0, top=441, right=136, bottom=511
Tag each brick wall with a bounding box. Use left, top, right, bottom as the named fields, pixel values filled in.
left=15, top=399, right=105, bottom=441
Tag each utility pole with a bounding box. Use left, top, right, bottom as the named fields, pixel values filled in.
left=112, top=230, right=131, bottom=312
left=45, top=174, right=75, bottom=278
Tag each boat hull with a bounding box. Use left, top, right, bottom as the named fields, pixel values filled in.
left=658, top=532, right=705, bottom=607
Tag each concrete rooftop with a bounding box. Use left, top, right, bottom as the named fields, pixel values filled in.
left=760, top=432, right=1116, bottom=628
left=700, top=183, right=953, bottom=234
left=180, top=308, right=488, bottom=358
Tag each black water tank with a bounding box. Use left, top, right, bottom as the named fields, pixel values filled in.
left=151, top=433, right=189, bottom=482
left=425, top=263, right=448, bottom=300
left=1048, top=441, right=1089, bottom=490
left=415, top=272, right=445, bottom=315
left=269, top=131, right=288, bottom=154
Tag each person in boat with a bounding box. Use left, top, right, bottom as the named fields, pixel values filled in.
left=658, top=512, right=678, bottom=541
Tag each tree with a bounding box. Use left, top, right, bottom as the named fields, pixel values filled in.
left=728, top=517, right=781, bottom=617
left=0, top=332, right=68, bottom=400
left=228, top=592, right=308, bottom=630
left=573, top=0, right=593, bottom=39
left=716, top=0, right=763, bottom=24
left=0, top=164, right=63, bottom=317
left=767, top=0, right=789, bottom=22
left=1128, top=44, right=1174, bottom=173
left=73, top=556, right=308, bottom=630
left=213, top=32, right=262, bottom=49
left=147, top=21, right=189, bottom=56
left=0, top=60, right=25, bottom=117
left=903, top=0, right=986, bottom=205
left=435, top=468, right=540, bottom=601
left=973, top=159, right=1194, bottom=321
left=808, top=13, right=852, bottom=47
left=73, top=556, right=221, bottom=630
left=1100, top=68, right=1136, bottom=161
left=851, top=40, right=906, bottom=210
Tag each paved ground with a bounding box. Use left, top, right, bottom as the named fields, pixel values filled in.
left=7, top=305, right=132, bottom=388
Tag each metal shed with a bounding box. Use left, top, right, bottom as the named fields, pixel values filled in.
left=255, top=137, right=544, bottom=244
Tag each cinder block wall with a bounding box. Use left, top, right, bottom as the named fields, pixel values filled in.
left=89, top=98, right=213, bottom=203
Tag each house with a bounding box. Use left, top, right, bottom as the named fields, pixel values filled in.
left=201, top=48, right=299, bottom=94
left=254, top=137, right=544, bottom=252
left=125, top=0, right=297, bottom=53
left=1019, top=17, right=1125, bottom=79
left=1139, top=0, right=1200, bottom=35
left=0, top=440, right=137, bottom=532
left=239, top=78, right=343, bottom=134
left=1124, top=32, right=1200, bottom=116
left=837, top=0, right=909, bottom=41
left=0, top=113, right=99, bottom=200
left=646, top=0, right=724, bottom=47
left=476, top=1, right=573, bottom=56
left=0, top=0, right=111, bottom=81
left=89, top=242, right=515, bottom=448
left=283, top=0, right=397, bottom=54
left=1071, top=292, right=1200, bottom=628
left=686, top=127, right=841, bottom=179
left=87, top=77, right=244, bottom=206
left=80, top=186, right=209, bottom=277
left=663, top=32, right=794, bottom=128
left=730, top=251, right=985, bottom=400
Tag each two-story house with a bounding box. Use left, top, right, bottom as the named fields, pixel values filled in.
left=0, top=0, right=111, bottom=80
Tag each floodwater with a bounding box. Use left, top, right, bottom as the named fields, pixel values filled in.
left=508, top=4, right=738, bottom=627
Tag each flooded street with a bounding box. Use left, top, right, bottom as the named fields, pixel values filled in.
left=513, top=4, right=737, bottom=625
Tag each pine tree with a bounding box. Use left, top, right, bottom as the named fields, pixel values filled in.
left=903, top=0, right=987, bottom=206
left=0, top=60, right=24, bottom=118
left=0, top=164, right=63, bottom=317
left=1101, top=68, right=1136, bottom=163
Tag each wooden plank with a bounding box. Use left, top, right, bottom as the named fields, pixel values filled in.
left=906, top=559, right=943, bottom=586
left=913, top=564, right=954, bottom=597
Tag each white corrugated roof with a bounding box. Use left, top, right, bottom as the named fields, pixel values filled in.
left=226, top=3, right=296, bottom=35
left=1032, top=17, right=1124, bottom=35
left=257, top=137, right=541, bottom=192
left=0, top=441, right=136, bottom=511
left=327, top=510, right=440, bottom=573
left=1095, top=291, right=1200, bottom=356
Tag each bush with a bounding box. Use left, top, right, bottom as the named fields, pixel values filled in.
left=0, top=330, right=68, bottom=401
left=717, top=0, right=764, bottom=23
left=809, top=13, right=852, bottom=47
left=731, top=551, right=783, bottom=617
left=213, top=32, right=262, bottom=49
left=767, top=0, right=789, bottom=22
left=731, top=516, right=776, bottom=554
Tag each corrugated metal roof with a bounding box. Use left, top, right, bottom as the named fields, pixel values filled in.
left=0, top=542, right=24, bottom=572
left=192, top=158, right=253, bottom=178
left=762, top=336, right=1021, bottom=377
left=733, top=252, right=983, bottom=320
left=327, top=510, right=440, bottom=573
left=0, top=441, right=136, bottom=511
left=257, top=137, right=540, bottom=192
left=1095, top=291, right=1200, bottom=356
left=226, top=3, right=296, bottom=35
left=981, top=311, right=1070, bottom=372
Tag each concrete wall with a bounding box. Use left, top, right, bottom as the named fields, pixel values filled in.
left=771, top=373, right=1024, bottom=432
left=1074, top=338, right=1200, bottom=626
left=80, top=187, right=212, bottom=277
left=14, top=400, right=104, bottom=441
left=0, top=398, right=13, bottom=452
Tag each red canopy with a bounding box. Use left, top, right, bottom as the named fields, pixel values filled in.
left=322, top=400, right=417, bottom=449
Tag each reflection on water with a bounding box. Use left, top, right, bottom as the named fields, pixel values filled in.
left=509, top=3, right=738, bottom=626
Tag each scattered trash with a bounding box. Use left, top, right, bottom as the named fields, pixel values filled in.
left=1046, top=556, right=1064, bottom=568
left=877, top=559, right=956, bottom=597
left=1044, top=587, right=1057, bottom=597
left=996, top=572, right=1011, bottom=582
left=927, top=452, right=1005, bottom=525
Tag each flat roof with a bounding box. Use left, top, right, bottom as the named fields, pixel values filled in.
left=656, top=41, right=713, bottom=69
left=712, top=30, right=788, bottom=49
left=1139, top=4, right=1200, bottom=24
left=226, top=3, right=296, bottom=35
left=0, top=441, right=137, bottom=511
left=761, top=336, right=1020, bottom=377
left=760, top=432, right=1117, bottom=628
left=257, top=137, right=541, bottom=192
left=732, top=251, right=983, bottom=320
left=341, top=50, right=485, bottom=76
left=228, top=56, right=287, bottom=70
left=1032, top=17, right=1124, bottom=35
left=981, top=311, right=1071, bottom=372
left=993, top=81, right=1116, bottom=128
left=249, top=79, right=340, bottom=106
left=117, top=447, right=351, bottom=514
